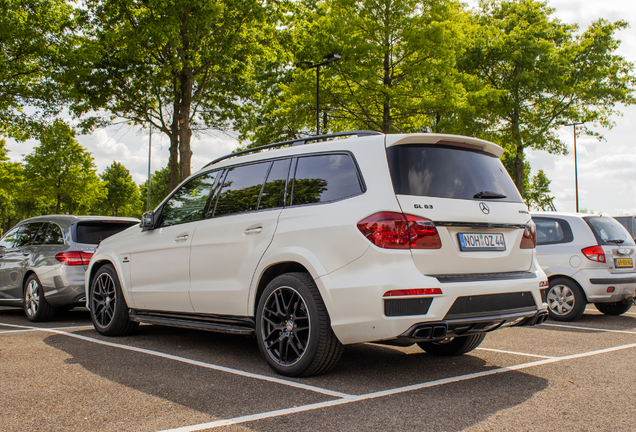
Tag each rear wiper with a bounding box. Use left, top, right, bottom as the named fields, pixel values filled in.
left=473, top=191, right=507, bottom=199
left=607, top=239, right=625, bottom=244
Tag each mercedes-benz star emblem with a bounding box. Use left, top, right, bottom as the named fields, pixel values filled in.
left=479, top=202, right=490, bottom=214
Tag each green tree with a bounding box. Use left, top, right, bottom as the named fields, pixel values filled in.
left=0, top=139, right=24, bottom=231
left=139, top=166, right=171, bottom=213
left=22, top=120, right=106, bottom=214
left=524, top=170, right=555, bottom=211
left=459, top=0, right=636, bottom=195
left=0, top=0, right=74, bottom=139
left=238, top=0, right=474, bottom=145
left=69, top=0, right=272, bottom=192
left=98, top=161, right=143, bottom=217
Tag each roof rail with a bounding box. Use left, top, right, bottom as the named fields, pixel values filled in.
left=204, top=130, right=383, bottom=167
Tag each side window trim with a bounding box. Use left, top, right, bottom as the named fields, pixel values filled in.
left=206, top=168, right=228, bottom=218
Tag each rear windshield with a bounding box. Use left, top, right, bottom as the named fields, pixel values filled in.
left=585, top=216, right=635, bottom=246
left=74, top=221, right=138, bottom=244
left=386, top=145, right=523, bottom=203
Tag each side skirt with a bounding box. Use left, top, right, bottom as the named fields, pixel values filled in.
left=128, top=309, right=255, bottom=335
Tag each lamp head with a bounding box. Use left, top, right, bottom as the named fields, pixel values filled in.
left=323, top=52, right=341, bottom=63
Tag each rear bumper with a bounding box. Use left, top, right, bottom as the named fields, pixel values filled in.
left=573, top=268, right=636, bottom=303
left=318, top=247, right=547, bottom=345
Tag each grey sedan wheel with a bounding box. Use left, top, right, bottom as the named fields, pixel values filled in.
left=23, top=274, right=55, bottom=322
left=546, top=278, right=586, bottom=322
left=90, top=264, right=138, bottom=336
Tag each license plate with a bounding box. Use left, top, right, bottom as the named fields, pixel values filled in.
left=458, top=233, right=506, bottom=251
left=614, top=258, right=633, bottom=268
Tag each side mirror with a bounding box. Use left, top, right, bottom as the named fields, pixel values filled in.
left=141, top=212, right=155, bottom=231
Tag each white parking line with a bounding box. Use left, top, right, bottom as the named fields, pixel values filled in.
left=543, top=323, right=636, bottom=335
left=157, top=342, right=636, bottom=432
left=475, top=347, right=555, bottom=359
left=0, top=322, right=351, bottom=399
left=0, top=325, right=94, bottom=334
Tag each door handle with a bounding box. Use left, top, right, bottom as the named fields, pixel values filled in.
left=174, top=234, right=189, bottom=242
left=22, top=252, right=30, bottom=256
left=243, top=226, right=263, bottom=235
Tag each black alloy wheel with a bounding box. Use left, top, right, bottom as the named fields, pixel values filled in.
left=90, top=264, right=138, bottom=336
left=256, top=272, right=343, bottom=377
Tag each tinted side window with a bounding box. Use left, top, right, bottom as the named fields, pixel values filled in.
left=291, top=154, right=363, bottom=206
left=0, top=225, right=24, bottom=249
left=44, top=224, right=65, bottom=245
left=161, top=171, right=219, bottom=227
left=15, top=223, right=44, bottom=247
left=258, top=159, right=291, bottom=210
left=534, top=217, right=574, bottom=245
left=213, top=162, right=271, bottom=217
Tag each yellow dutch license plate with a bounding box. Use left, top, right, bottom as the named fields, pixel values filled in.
left=614, top=258, right=633, bottom=268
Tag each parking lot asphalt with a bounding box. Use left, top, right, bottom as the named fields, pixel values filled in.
left=1, top=305, right=635, bottom=432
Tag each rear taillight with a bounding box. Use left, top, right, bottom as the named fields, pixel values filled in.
left=55, top=251, right=93, bottom=266
left=357, top=212, right=441, bottom=249
left=582, top=245, right=606, bottom=263
left=520, top=219, right=536, bottom=249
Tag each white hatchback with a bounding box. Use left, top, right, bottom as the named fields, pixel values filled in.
left=533, top=212, right=636, bottom=321
left=86, top=131, right=548, bottom=376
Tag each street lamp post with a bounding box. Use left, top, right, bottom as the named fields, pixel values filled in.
left=302, top=53, right=341, bottom=135
left=564, top=122, right=585, bottom=212
left=147, top=125, right=152, bottom=212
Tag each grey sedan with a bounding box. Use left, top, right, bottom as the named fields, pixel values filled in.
left=0, top=215, right=138, bottom=321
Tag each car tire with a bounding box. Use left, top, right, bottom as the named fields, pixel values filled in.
left=255, top=272, right=343, bottom=377
left=89, top=264, right=139, bottom=336
left=417, top=333, right=486, bottom=356
left=23, top=274, right=55, bottom=322
left=546, top=277, right=586, bottom=322
left=594, top=301, right=632, bottom=316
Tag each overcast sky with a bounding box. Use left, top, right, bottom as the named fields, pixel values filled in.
left=4, top=0, right=636, bottom=215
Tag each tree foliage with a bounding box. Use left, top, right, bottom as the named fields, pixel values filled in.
left=22, top=120, right=106, bottom=214
left=0, top=139, right=24, bottom=231
left=0, top=0, right=74, bottom=139
left=524, top=169, right=556, bottom=211
left=139, top=166, right=171, bottom=212
left=97, top=161, right=143, bottom=217
left=239, top=0, right=476, bottom=145
left=69, top=0, right=272, bottom=192
left=459, top=0, right=636, bottom=194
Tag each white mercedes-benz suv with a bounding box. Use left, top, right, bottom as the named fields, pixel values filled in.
left=86, top=131, right=548, bottom=376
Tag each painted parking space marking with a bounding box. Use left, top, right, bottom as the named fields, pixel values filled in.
left=0, top=324, right=94, bottom=335
left=475, top=347, right=555, bottom=359
left=0, top=322, right=351, bottom=399
left=543, top=323, right=636, bottom=335
left=157, top=341, right=636, bottom=432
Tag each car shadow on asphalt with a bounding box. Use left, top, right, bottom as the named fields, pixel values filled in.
left=42, top=324, right=548, bottom=429
left=0, top=306, right=91, bottom=327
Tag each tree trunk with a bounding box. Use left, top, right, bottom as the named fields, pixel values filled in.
left=515, top=143, right=525, bottom=195
left=179, top=68, right=193, bottom=182
left=382, top=52, right=391, bottom=133
left=168, top=97, right=181, bottom=193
